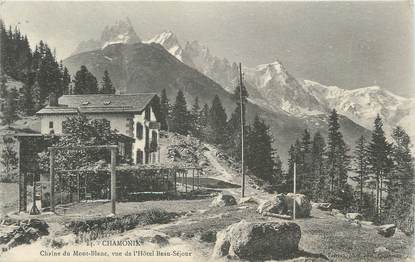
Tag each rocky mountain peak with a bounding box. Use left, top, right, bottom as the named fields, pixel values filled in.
left=71, top=17, right=141, bottom=56
left=101, top=18, right=141, bottom=49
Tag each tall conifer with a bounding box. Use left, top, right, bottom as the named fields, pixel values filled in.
left=170, top=90, right=189, bottom=135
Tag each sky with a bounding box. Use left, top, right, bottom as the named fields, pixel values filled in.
left=1, top=1, right=413, bottom=97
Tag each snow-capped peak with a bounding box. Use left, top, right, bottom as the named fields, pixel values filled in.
left=101, top=18, right=141, bottom=49
left=144, top=30, right=183, bottom=60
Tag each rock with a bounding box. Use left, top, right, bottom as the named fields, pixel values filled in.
left=28, top=219, right=49, bottom=235
left=315, top=203, right=332, bottom=211
left=378, top=224, right=396, bottom=237
left=285, top=193, right=312, bottom=218
left=238, top=196, right=259, bottom=205
left=257, top=193, right=311, bottom=218
left=180, top=232, right=194, bottom=239
left=349, top=220, right=361, bottom=227
left=361, top=221, right=374, bottom=226
left=198, top=230, right=217, bottom=243
left=150, top=235, right=169, bottom=247
left=210, top=193, right=237, bottom=207
left=374, top=246, right=390, bottom=257
left=212, top=220, right=301, bottom=260
left=335, top=213, right=345, bottom=219
left=346, top=213, right=363, bottom=220
left=330, top=209, right=341, bottom=216
left=257, top=194, right=287, bottom=215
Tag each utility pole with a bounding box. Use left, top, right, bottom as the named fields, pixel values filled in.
left=239, top=62, right=245, bottom=198
left=293, top=162, right=296, bottom=220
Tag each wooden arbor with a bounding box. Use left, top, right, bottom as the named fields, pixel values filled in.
left=48, top=145, right=118, bottom=214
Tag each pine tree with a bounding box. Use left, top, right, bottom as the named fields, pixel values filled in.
left=190, top=96, right=201, bottom=137
left=385, top=126, right=414, bottom=233
left=199, top=103, right=210, bottom=141
left=200, top=103, right=209, bottom=127
left=73, top=65, right=98, bottom=95
left=368, top=115, right=393, bottom=219
left=19, top=80, right=35, bottom=115
left=225, top=81, right=249, bottom=160
left=311, top=131, right=326, bottom=201
left=37, top=43, right=63, bottom=100
left=1, top=88, right=19, bottom=126
left=299, top=129, right=313, bottom=196
left=170, top=90, right=190, bottom=135
left=159, top=89, right=169, bottom=131
left=100, top=70, right=115, bottom=94
left=327, top=109, right=341, bottom=193
left=352, top=135, right=370, bottom=212
left=326, top=109, right=351, bottom=208
left=31, top=80, right=42, bottom=112
left=0, top=76, right=7, bottom=98
left=61, top=66, right=71, bottom=95
left=246, top=115, right=275, bottom=183
left=208, top=95, right=227, bottom=145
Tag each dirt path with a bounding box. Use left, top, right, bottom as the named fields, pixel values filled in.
left=202, top=144, right=238, bottom=184
left=202, top=144, right=266, bottom=199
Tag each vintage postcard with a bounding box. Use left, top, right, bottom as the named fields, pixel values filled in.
left=0, top=1, right=414, bottom=261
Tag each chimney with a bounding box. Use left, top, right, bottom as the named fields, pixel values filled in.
left=49, top=93, right=58, bottom=107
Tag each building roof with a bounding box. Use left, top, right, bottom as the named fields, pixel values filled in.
left=36, top=93, right=157, bottom=115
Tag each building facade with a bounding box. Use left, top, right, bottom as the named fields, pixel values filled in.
left=36, top=93, right=160, bottom=164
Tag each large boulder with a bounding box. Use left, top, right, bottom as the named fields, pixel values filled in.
left=313, top=203, right=332, bottom=211
left=238, top=196, right=259, bottom=205
left=346, top=213, right=363, bottom=221
left=257, top=193, right=312, bottom=218
left=285, top=193, right=312, bottom=218
left=212, top=220, right=301, bottom=260
left=257, top=194, right=287, bottom=215
left=210, top=193, right=237, bottom=207
left=377, top=224, right=396, bottom=237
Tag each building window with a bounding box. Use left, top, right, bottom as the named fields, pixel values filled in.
left=49, top=121, right=54, bottom=129
left=136, top=149, right=143, bottom=164
left=136, top=123, right=143, bottom=140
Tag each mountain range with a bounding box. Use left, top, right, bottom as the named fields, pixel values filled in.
left=143, top=27, right=415, bottom=143
left=66, top=18, right=414, bottom=159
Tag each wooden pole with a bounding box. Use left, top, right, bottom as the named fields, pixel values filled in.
left=174, top=170, right=177, bottom=194
left=17, top=138, right=23, bottom=212
left=77, top=173, right=80, bottom=202
left=185, top=171, right=188, bottom=194
left=293, top=162, right=296, bottom=220
left=198, top=169, right=200, bottom=190
left=49, top=149, right=55, bottom=213
left=60, top=174, right=63, bottom=205
left=192, top=169, right=195, bottom=191
left=110, top=148, right=117, bottom=215
left=239, top=62, right=245, bottom=198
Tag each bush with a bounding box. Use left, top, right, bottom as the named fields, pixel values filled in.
left=66, top=208, right=176, bottom=242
